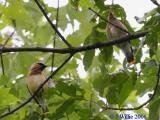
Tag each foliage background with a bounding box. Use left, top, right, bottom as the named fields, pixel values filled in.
left=0, top=0, right=160, bottom=120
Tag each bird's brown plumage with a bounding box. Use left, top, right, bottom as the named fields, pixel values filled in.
left=106, top=12, right=135, bottom=64
left=26, top=63, right=53, bottom=114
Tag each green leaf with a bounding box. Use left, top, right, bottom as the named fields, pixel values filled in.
left=0, top=87, right=19, bottom=108
left=105, top=72, right=129, bottom=104
left=0, top=75, right=9, bottom=86
left=67, top=31, right=85, bottom=46
left=70, top=0, right=80, bottom=9
left=94, top=0, right=106, bottom=10
left=54, top=98, right=75, bottom=118
left=79, top=0, right=93, bottom=7
left=66, top=7, right=93, bottom=46
left=34, top=25, right=53, bottom=45
left=23, top=0, right=43, bottom=23
left=111, top=4, right=127, bottom=19
left=83, top=27, right=107, bottom=71
left=149, top=98, right=160, bottom=120
left=12, top=53, right=38, bottom=74
left=136, top=60, right=157, bottom=95
left=83, top=50, right=95, bottom=71
left=96, top=21, right=106, bottom=30
left=4, top=0, right=35, bottom=29
left=141, top=60, right=157, bottom=77
left=145, top=30, right=158, bottom=57
left=56, top=81, right=76, bottom=96
left=122, top=19, right=140, bottom=47
left=118, top=78, right=133, bottom=106
left=144, top=15, right=160, bottom=57
left=77, top=108, right=90, bottom=119
left=105, top=86, right=119, bottom=104
left=99, top=47, right=113, bottom=65
left=110, top=72, right=128, bottom=85
left=92, top=74, right=110, bottom=96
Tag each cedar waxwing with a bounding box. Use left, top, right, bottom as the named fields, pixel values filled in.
left=106, top=12, right=135, bottom=64
left=26, top=63, right=55, bottom=114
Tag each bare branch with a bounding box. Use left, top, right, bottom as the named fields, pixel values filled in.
left=1, top=31, right=148, bottom=54
left=0, top=54, right=73, bottom=119
left=34, top=0, right=72, bottom=48
left=151, top=0, right=160, bottom=6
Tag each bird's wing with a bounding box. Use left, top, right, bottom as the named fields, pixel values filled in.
left=27, top=85, right=42, bottom=107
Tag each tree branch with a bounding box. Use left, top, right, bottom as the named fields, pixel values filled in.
left=0, top=54, right=4, bottom=75
left=34, top=0, right=72, bottom=48
left=0, top=30, right=15, bottom=75
left=93, top=64, right=160, bottom=118
left=51, top=0, right=59, bottom=72
left=1, top=31, right=148, bottom=54
left=0, top=54, right=73, bottom=119
left=150, top=0, right=160, bottom=6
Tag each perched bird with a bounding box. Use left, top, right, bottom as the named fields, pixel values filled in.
left=26, top=63, right=55, bottom=114
left=106, top=12, right=135, bottom=64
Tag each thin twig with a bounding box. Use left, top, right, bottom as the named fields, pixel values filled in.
left=0, top=55, right=4, bottom=75
left=0, top=30, right=15, bottom=75
left=3, top=31, right=15, bottom=47
left=112, top=0, right=114, bottom=5
left=150, top=0, right=160, bottom=6
left=34, top=0, right=72, bottom=48
left=1, top=31, right=148, bottom=54
left=93, top=64, right=160, bottom=118
left=66, top=112, right=69, bottom=120
left=0, top=54, right=73, bottom=119
left=88, top=7, right=130, bottom=34
left=51, top=0, right=59, bottom=72
left=89, top=94, right=93, bottom=119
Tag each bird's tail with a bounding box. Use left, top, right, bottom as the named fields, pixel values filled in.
left=121, top=43, right=136, bottom=64
left=35, top=96, right=49, bottom=115
left=123, top=47, right=136, bottom=64
left=125, top=52, right=136, bottom=64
